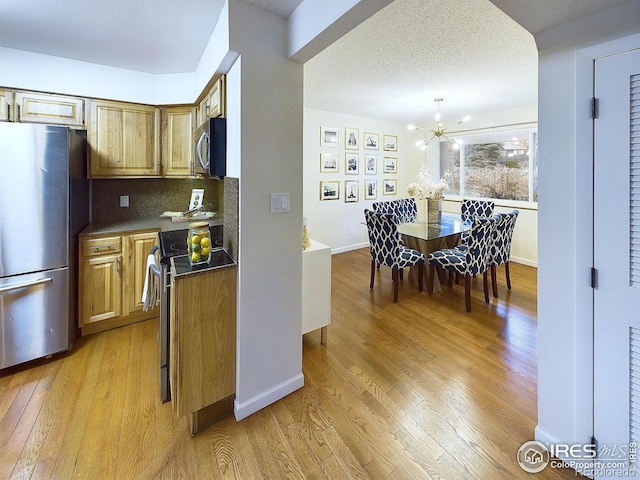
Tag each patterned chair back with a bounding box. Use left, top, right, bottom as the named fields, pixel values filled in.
left=461, top=199, right=495, bottom=220
left=365, top=209, right=401, bottom=269
left=372, top=198, right=417, bottom=224
left=490, top=210, right=519, bottom=266
left=464, top=216, right=497, bottom=276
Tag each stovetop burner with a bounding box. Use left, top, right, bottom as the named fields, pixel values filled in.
left=158, top=225, right=222, bottom=263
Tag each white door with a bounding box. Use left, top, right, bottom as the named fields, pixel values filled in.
left=594, top=48, right=640, bottom=479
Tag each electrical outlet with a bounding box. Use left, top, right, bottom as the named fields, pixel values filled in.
left=348, top=227, right=354, bottom=236
left=120, top=195, right=129, bottom=207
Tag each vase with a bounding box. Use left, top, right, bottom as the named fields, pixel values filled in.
left=427, top=198, right=442, bottom=224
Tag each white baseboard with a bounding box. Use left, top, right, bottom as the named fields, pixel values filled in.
left=234, top=373, right=304, bottom=421
left=331, top=242, right=369, bottom=254
left=512, top=256, right=537, bottom=268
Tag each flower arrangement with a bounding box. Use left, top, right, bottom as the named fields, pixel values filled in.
left=407, top=164, right=451, bottom=200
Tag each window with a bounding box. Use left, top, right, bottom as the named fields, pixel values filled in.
left=439, top=128, right=538, bottom=203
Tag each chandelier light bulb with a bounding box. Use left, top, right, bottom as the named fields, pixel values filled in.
left=461, top=115, right=472, bottom=123
left=420, top=144, right=427, bottom=151
left=407, top=124, right=417, bottom=130
left=434, top=112, right=441, bottom=122
left=415, top=139, right=425, bottom=148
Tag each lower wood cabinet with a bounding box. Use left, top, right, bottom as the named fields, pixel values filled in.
left=79, top=229, right=159, bottom=335
left=170, top=265, right=236, bottom=419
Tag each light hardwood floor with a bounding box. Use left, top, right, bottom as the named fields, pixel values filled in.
left=0, top=248, right=580, bottom=479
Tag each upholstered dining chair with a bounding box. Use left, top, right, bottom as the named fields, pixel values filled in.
left=489, top=210, right=519, bottom=298
left=365, top=209, right=425, bottom=303
left=372, top=198, right=418, bottom=276
left=459, top=198, right=495, bottom=247
left=427, top=216, right=497, bottom=312
left=372, top=198, right=418, bottom=224
left=461, top=199, right=495, bottom=219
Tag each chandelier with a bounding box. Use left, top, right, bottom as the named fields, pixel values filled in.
left=408, top=98, right=471, bottom=151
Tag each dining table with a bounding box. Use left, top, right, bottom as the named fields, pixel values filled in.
left=397, top=213, right=471, bottom=292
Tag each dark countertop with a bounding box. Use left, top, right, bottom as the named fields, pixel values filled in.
left=80, top=216, right=223, bottom=236
left=171, top=248, right=236, bottom=278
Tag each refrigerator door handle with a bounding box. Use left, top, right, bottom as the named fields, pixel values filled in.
left=0, top=276, right=52, bottom=293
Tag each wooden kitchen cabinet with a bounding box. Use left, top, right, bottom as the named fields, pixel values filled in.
left=197, top=75, right=225, bottom=127
left=161, top=106, right=195, bottom=177
left=0, top=90, right=12, bottom=122
left=79, top=229, right=159, bottom=335
left=13, top=91, right=85, bottom=127
left=170, top=265, right=236, bottom=420
left=0, top=90, right=84, bottom=126
left=123, top=232, right=160, bottom=316
left=79, top=236, right=122, bottom=326
left=88, top=99, right=161, bottom=178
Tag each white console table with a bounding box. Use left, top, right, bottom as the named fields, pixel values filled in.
left=302, top=239, right=331, bottom=343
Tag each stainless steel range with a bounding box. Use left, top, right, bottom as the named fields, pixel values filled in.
left=156, top=225, right=223, bottom=402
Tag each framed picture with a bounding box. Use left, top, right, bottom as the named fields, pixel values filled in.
left=383, top=179, right=397, bottom=195
left=320, top=180, right=340, bottom=201
left=345, top=127, right=359, bottom=150
left=363, top=132, right=379, bottom=150
left=320, top=153, right=340, bottom=173
left=364, top=179, right=377, bottom=200
left=320, top=127, right=339, bottom=147
left=383, top=156, right=397, bottom=173
left=345, top=152, right=360, bottom=175
left=383, top=134, right=398, bottom=152
left=364, top=154, right=377, bottom=175
left=345, top=180, right=359, bottom=203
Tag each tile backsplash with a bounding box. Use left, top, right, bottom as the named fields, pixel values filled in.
left=91, top=177, right=224, bottom=223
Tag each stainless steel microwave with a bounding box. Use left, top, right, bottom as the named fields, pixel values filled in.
left=193, top=117, right=226, bottom=178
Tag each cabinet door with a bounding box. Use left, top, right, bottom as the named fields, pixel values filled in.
left=89, top=100, right=160, bottom=177
left=172, top=266, right=236, bottom=418
left=122, top=232, right=158, bottom=316
left=0, top=90, right=12, bottom=122
left=196, top=76, right=225, bottom=126
left=161, top=106, right=195, bottom=177
left=79, top=254, right=122, bottom=326
left=14, top=91, right=85, bottom=127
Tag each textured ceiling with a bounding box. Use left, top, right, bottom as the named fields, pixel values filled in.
left=304, top=0, right=539, bottom=125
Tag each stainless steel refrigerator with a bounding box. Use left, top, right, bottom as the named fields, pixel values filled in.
left=0, top=123, right=89, bottom=369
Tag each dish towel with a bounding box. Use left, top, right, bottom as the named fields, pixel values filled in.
left=142, top=253, right=159, bottom=311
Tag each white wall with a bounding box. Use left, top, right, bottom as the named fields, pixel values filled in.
left=535, top=0, right=640, bottom=449
left=305, top=105, right=539, bottom=266
left=226, top=0, right=305, bottom=420
left=303, top=107, right=425, bottom=252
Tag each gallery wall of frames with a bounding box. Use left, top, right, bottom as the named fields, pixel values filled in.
left=318, top=125, right=400, bottom=203
left=303, top=107, right=425, bottom=252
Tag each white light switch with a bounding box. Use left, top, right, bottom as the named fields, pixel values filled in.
left=120, top=195, right=129, bottom=207
left=270, top=193, right=290, bottom=214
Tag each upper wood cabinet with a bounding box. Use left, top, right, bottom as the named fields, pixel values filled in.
left=88, top=100, right=161, bottom=178
left=0, top=90, right=85, bottom=126
left=161, top=106, right=195, bottom=177
left=0, top=90, right=12, bottom=122
left=197, top=76, right=225, bottom=127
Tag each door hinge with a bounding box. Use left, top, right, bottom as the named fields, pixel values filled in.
left=591, top=97, right=599, bottom=119
left=591, top=267, right=598, bottom=288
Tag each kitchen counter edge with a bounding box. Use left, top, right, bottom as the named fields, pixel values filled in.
left=80, top=217, right=223, bottom=236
